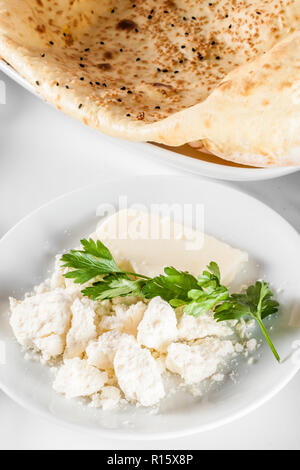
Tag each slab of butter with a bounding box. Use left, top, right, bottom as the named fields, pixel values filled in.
left=94, top=209, right=248, bottom=285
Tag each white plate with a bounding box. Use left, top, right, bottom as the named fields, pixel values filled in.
left=0, top=60, right=298, bottom=182
left=0, top=175, right=299, bottom=440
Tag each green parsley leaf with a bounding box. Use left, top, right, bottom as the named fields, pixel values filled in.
left=141, top=267, right=198, bottom=303
left=83, top=275, right=145, bottom=301
left=197, top=261, right=222, bottom=289
left=61, top=238, right=120, bottom=283
left=185, top=285, right=229, bottom=317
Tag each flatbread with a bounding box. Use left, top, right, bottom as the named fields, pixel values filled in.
left=0, top=0, right=300, bottom=167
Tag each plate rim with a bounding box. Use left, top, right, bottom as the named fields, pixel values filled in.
left=0, top=175, right=299, bottom=440
left=0, top=364, right=299, bottom=441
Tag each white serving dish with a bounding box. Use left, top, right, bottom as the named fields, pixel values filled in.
left=0, top=175, right=299, bottom=439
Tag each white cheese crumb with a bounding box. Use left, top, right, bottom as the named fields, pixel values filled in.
left=49, top=254, right=66, bottom=289
left=100, top=301, right=146, bottom=335
left=166, top=338, right=234, bottom=385
left=53, top=358, right=107, bottom=398
left=178, top=312, right=232, bottom=341
left=64, top=298, right=97, bottom=359
left=100, top=386, right=121, bottom=410
left=235, top=319, right=247, bottom=338
left=154, top=356, right=167, bottom=374
left=34, top=335, right=65, bottom=361
left=89, top=393, right=102, bottom=408
left=236, top=318, right=255, bottom=339
left=212, top=373, right=225, bottom=382
left=235, top=343, right=244, bottom=353
left=94, top=299, right=112, bottom=317
left=114, top=337, right=165, bottom=406
left=246, top=338, right=257, bottom=352
left=86, top=330, right=132, bottom=370
left=137, top=297, right=178, bottom=351
left=9, top=289, right=73, bottom=360
left=90, top=386, right=121, bottom=410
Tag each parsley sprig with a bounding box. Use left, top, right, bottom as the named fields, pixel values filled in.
left=61, top=239, right=280, bottom=361
left=214, top=282, right=280, bottom=361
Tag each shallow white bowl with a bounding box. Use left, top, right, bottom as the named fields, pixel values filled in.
left=0, top=60, right=298, bottom=182
left=0, top=175, right=299, bottom=439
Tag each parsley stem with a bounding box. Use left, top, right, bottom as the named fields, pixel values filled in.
left=123, top=271, right=151, bottom=280
left=256, top=317, right=280, bottom=362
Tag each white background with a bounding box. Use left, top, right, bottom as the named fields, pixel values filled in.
left=0, top=71, right=299, bottom=450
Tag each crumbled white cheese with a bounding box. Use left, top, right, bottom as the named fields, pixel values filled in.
left=49, top=254, right=66, bottom=289
left=212, top=373, right=225, bottom=382
left=33, top=281, right=51, bottom=295
left=9, top=289, right=74, bottom=360
left=114, top=336, right=165, bottom=406
left=236, top=318, right=255, bottom=339
left=53, top=358, right=107, bottom=398
left=64, top=298, right=97, bottom=359
left=154, top=356, right=167, bottom=374
left=100, top=386, right=121, bottom=410
left=178, top=312, right=232, bottom=341
left=246, top=338, right=257, bottom=352
left=137, top=297, right=178, bottom=351
left=89, top=386, right=121, bottom=410
left=86, top=330, right=132, bottom=370
left=166, top=338, right=234, bottom=385
left=33, top=335, right=66, bottom=361
left=94, top=299, right=113, bottom=317
left=235, top=343, right=244, bottom=353
left=116, top=302, right=147, bottom=335
left=9, top=217, right=252, bottom=410
left=100, top=301, right=146, bottom=335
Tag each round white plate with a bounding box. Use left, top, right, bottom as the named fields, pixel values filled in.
left=0, top=175, right=299, bottom=439
left=0, top=60, right=298, bottom=182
